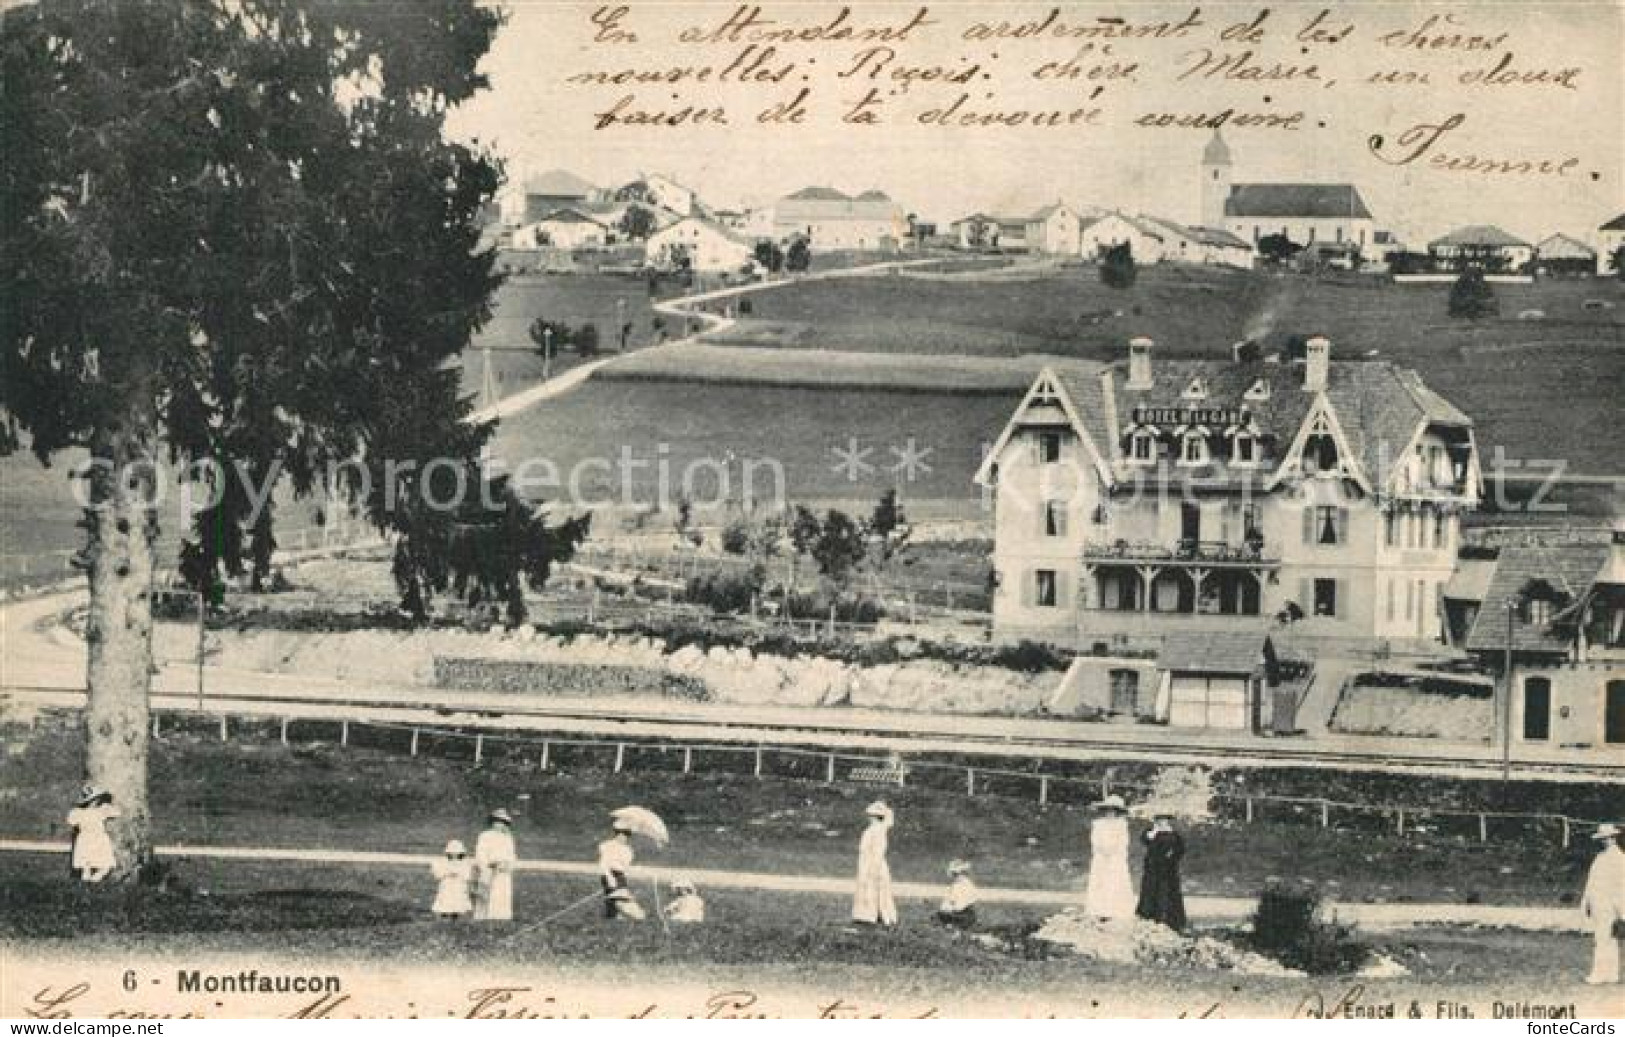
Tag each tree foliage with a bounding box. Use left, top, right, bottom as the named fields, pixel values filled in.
left=1447, top=268, right=1499, bottom=318
left=0, top=0, right=507, bottom=879
left=753, top=240, right=784, bottom=274
left=619, top=204, right=655, bottom=241
left=1099, top=242, right=1137, bottom=289
left=785, top=236, right=811, bottom=273
left=1257, top=233, right=1304, bottom=266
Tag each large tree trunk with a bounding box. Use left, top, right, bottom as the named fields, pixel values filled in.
left=81, top=425, right=159, bottom=883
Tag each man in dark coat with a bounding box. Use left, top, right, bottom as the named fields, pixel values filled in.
left=1136, top=813, right=1188, bottom=931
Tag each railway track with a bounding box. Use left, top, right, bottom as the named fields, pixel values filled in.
left=6, top=682, right=1621, bottom=783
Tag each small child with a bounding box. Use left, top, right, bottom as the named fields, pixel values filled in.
left=66, top=786, right=121, bottom=883
left=431, top=840, right=475, bottom=920
left=664, top=878, right=705, bottom=924
left=937, top=859, right=979, bottom=930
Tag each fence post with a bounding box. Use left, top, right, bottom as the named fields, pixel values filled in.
left=614, top=743, right=626, bottom=774
left=826, top=754, right=836, bottom=784
left=280, top=718, right=289, bottom=746
left=683, top=747, right=693, bottom=774
left=1320, top=800, right=1330, bottom=828
left=1245, top=797, right=1254, bottom=824
left=1101, top=775, right=1110, bottom=800
left=218, top=715, right=228, bottom=742
left=966, top=769, right=975, bottom=796
left=1038, top=776, right=1049, bottom=806
left=753, top=746, right=764, bottom=778
left=474, top=734, right=484, bottom=765
left=341, top=720, right=349, bottom=747
left=1396, top=808, right=1405, bottom=836
left=1561, top=816, right=1571, bottom=849
left=1478, top=814, right=1488, bottom=843
left=410, top=728, right=420, bottom=757
left=540, top=741, right=550, bottom=772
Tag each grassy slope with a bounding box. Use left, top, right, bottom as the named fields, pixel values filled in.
left=0, top=721, right=1601, bottom=908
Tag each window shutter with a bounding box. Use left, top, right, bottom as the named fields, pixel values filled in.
left=1298, top=578, right=1312, bottom=612
left=1021, top=570, right=1035, bottom=607
left=1337, top=507, right=1350, bottom=544
left=1056, top=505, right=1068, bottom=538
left=1057, top=571, right=1072, bottom=608
left=1301, top=507, right=1314, bottom=544
left=1335, top=579, right=1345, bottom=619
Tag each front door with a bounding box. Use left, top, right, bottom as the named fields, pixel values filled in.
left=1522, top=677, right=1551, bottom=741
left=1607, top=681, right=1625, bottom=744
left=1181, top=502, right=1201, bottom=543
left=1109, top=669, right=1140, bottom=716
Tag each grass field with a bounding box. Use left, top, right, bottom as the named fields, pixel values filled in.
left=599, top=343, right=1045, bottom=393
left=0, top=719, right=1603, bottom=908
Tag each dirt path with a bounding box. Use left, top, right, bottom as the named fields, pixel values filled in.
left=0, top=838, right=1589, bottom=933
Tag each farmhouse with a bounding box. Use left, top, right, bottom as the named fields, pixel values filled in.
left=1428, top=225, right=1533, bottom=271
left=1597, top=213, right=1625, bottom=275
left=952, top=202, right=1088, bottom=254
left=1533, top=233, right=1597, bottom=276
left=974, top=336, right=1481, bottom=655
left=773, top=186, right=907, bottom=251
left=517, top=169, right=599, bottom=224
left=512, top=208, right=610, bottom=250
left=1453, top=532, right=1625, bottom=748
left=1201, top=130, right=1376, bottom=253
left=645, top=216, right=755, bottom=273
left=1079, top=212, right=1176, bottom=262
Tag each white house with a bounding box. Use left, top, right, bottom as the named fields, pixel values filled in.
left=512, top=208, right=610, bottom=249
left=1596, top=214, right=1625, bottom=275
left=1022, top=203, right=1087, bottom=254
left=1428, top=225, right=1534, bottom=271
left=773, top=187, right=906, bottom=251
left=645, top=216, right=755, bottom=273
left=1534, top=233, right=1598, bottom=276
left=974, top=336, right=1480, bottom=653
left=1079, top=213, right=1177, bottom=263
left=644, top=173, right=698, bottom=217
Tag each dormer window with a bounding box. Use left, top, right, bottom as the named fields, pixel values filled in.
left=1177, top=427, right=1210, bottom=465
left=1181, top=376, right=1208, bottom=400
left=1303, top=413, right=1340, bottom=474
left=1244, top=377, right=1271, bottom=401
left=1128, top=428, right=1157, bottom=464
left=1232, top=431, right=1258, bottom=465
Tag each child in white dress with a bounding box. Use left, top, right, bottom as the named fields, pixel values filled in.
left=66, top=786, right=120, bottom=883
left=431, top=840, right=474, bottom=920
left=663, top=878, right=705, bottom=924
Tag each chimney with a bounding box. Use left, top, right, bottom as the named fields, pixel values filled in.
left=1127, top=337, right=1154, bottom=389
left=1304, top=336, right=1330, bottom=391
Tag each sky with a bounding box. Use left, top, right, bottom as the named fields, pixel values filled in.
left=447, top=1, right=1624, bottom=245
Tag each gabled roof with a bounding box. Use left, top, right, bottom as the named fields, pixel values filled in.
left=1443, top=557, right=1497, bottom=602
left=536, top=207, right=607, bottom=227
left=1428, top=225, right=1531, bottom=250
left=1187, top=225, right=1251, bottom=249
left=1159, top=630, right=1267, bottom=674
left=777, top=187, right=902, bottom=223
left=785, top=186, right=851, bottom=201
left=1535, top=233, right=1597, bottom=259
left=650, top=216, right=755, bottom=248
left=1225, top=183, right=1372, bottom=220
left=973, top=360, right=1113, bottom=485
left=1600, top=213, right=1625, bottom=232
left=1464, top=542, right=1613, bottom=654
left=524, top=169, right=596, bottom=198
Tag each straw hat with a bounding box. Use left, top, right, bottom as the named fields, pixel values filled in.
left=611, top=817, right=634, bottom=834
left=947, top=859, right=972, bottom=876
left=670, top=876, right=696, bottom=893
left=488, top=808, right=513, bottom=825
left=75, top=785, right=108, bottom=808
left=1094, top=794, right=1128, bottom=813
left=444, top=839, right=467, bottom=856
left=865, top=801, right=892, bottom=821
left=1593, top=823, right=1621, bottom=841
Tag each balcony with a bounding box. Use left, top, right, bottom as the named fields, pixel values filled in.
left=1081, top=537, right=1279, bottom=568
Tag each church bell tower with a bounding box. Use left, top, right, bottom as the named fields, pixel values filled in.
left=1201, top=129, right=1233, bottom=228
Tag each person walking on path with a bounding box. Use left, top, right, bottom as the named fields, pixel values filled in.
left=598, top=818, right=646, bottom=921
left=1581, top=822, right=1625, bottom=985
left=430, top=840, right=474, bottom=921
left=473, top=809, right=517, bottom=922
left=65, top=785, right=120, bottom=883
left=1135, top=813, right=1188, bottom=932
left=852, top=801, right=898, bottom=927
left=1085, top=795, right=1135, bottom=922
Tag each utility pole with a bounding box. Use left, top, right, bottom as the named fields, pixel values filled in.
left=1502, top=599, right=1515, bottom=781
left=481, top=345, right=497, bottom=407
left=196, top=589, right=206, bottom=713
left=541, top=327, right=553, bottom=381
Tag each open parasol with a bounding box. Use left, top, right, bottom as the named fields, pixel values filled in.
left=611, top=805, right=670, bottom=847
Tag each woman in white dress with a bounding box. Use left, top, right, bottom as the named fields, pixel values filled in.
left=852, top=801, right=898, bottom=927
left=65, top=786, right=121, bottom=883
left=473, top=809, right=517, bottom=921
left=1085, top=795, right=1136, bottom=921
left=430, top=840, right=474, bottom=920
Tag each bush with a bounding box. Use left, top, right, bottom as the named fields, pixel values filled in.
left=1447, top=269, right=1498, bottom=318
left=1246, top=885, right=1369, bottom=974
left=988, top=639, right=1070, bottom=674
left=684, top=566, right=766, bottom=614
left=1099, top=242, right=1136, bottom=289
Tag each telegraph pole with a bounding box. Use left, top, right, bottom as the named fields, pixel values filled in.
left=1502, top=600, right=1515, bottom=781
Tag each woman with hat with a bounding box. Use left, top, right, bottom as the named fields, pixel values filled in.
left=1085, top=795, right=1135, bottom=922
left=1135, top=813, right=1188, bottom=931
left=1581, top=822, right=1624, bottom=985
left=598, top=817, right=646, bottom=921
left=473, top=809, right=517, bottom=922
left=852, top=801, right=898, bottom=927
left=430, top=840, right=475, bottom=920
left=65, top=785, right=121, bottom=883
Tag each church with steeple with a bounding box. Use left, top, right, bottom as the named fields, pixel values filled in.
left=1201, top=130, right=1376, bottom=255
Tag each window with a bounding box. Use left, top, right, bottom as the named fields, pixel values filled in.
left=1305, top=505, right=1347, bottom=546
left=1179, top=430, right=1209, bottom=465
left=1129, top=429, right=1156, bottom=463
left=1313, top=578, right=1338, bottom=617
left=1037, top=432, right=1061, bottom=464
left=1242, top=504, right=1263, bottom=541
left=1042, top=501, right=1067, bottom=537
left=1244, top=378, right=1270, bottom=401
left=1384, top=510, right=1398, bottom=548
left=1522, top=677, right=1551, bottom=741
left=1182, top=376, right=1208, bottom=400
left=1526, top=598, right=1553, bottom=627
left=1034, top=569, right=1058, bottom=608
left=1232, top=432, right=1256, bottom=464
left=1433, top=510, right=1447, bottom=550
